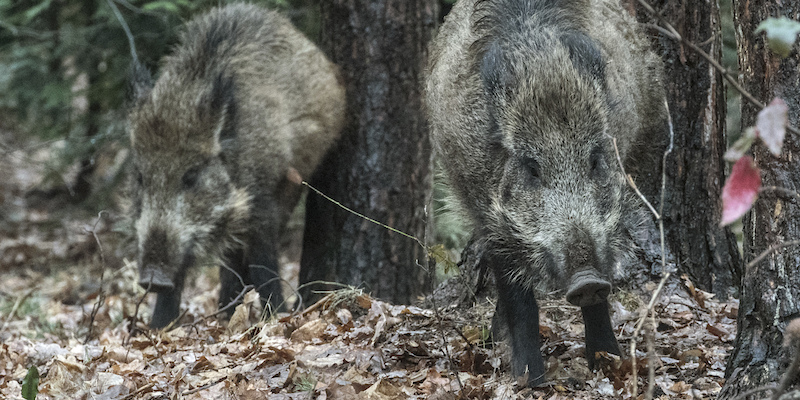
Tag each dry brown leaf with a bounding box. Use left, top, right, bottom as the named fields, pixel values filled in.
left=291, top=319, right=328, bottom=342
left=227, top=302, right=251, bottom=335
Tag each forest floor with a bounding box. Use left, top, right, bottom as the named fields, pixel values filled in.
left=0, top=130, right=738, bottom=399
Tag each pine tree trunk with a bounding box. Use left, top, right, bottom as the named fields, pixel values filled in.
left=298, top=0, right=438, bottom=306
left=719, top=0, right=800, bottom=396
left=629, top=0, right=742, bottom=298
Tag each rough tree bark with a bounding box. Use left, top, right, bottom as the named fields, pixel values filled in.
left=630, top=0, right=742, bottom=298
left=299, top=1, right=438, bottom=306
left=719, top=1, right=800, bottom=397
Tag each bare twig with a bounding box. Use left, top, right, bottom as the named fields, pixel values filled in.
left=302, top=181, right=427, bottom=250
left=0, top=19, right=54, bottom=40
left=630, top=272, right=671, bottom=397
left=612, top=98, right=674, bottom=398
left=120, top=382, right=155, bottom=400
left=645, top=308, right=657, bottom=400
left=423, top=205, right=464, bottom=397
left=731, top=384, right=778, bottom=400
left=182, top=377, right=227, bottom=395
left=112, top=0, right=162, bottom=17
left=607, top=136, right=660, bottom=220
left=250, top=273, right=304, bottom=314
left=0, top=290, right=35, bottom=335
left=746, top=240, right=800, bottom=270
left=209, top=285, right=253, bottom=318
left=128, top=279, right=150, bottom=341
left=84, top=211, right=108, bottom=344
left=106, top=0, right=139, bottom=64
left=760, top=186, right=800, bottom=202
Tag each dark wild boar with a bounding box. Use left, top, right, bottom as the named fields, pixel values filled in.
left=425, top=0, right=665, bottom=385
left=127, top=4, right=346, bottom=329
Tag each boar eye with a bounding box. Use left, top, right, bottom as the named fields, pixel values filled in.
left=521, top=157, right=541, bottom=186
left=181, top=166, right=202, bottom=189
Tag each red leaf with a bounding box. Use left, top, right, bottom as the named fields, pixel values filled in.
left=756, top=98, right=788, bottom=156
left=721, top=156, right=761, bottom=226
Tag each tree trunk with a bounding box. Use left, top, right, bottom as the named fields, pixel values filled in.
left=298, top=1, right=438, bottom=306
left=719, top=1, right=800, bottom=397
left=629, top=0, right=742, bottom=298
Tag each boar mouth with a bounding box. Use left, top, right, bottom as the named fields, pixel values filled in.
left=138, top=240, right=197, bottom=293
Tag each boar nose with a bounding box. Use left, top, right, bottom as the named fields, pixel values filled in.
left=566, top=269, right=611, bottom=307
left=138, top=267, right=175, bottom=292
left=563, top=228, right=610, bottom=307
left=139, top=228, right=174, bottom=291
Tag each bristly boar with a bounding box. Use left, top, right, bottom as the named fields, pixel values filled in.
left=425, top=0, right=665, bottom=385
left=127, top=4, right=346, bottom=329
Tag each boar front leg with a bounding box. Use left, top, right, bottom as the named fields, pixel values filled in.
left=493, top=260, right=546, bottom=386
left=150, top=287, right=183, bottom=329
left=219, top=247, right=247, bottom=315
left=149, top=268, right=186, bottom=329
left=581, top=300, right=621, bottom=368
left=246, top=204, right=286, bottom=313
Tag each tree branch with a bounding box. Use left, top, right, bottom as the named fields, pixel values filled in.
left=636, top=0, right=800, bottom=138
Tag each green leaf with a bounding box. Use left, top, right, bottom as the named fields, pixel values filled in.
left=21, top=366, right=39, bottom=400
left=724, top=127, right=756, bottom=162
left=756, top=17, right=800, bottom=58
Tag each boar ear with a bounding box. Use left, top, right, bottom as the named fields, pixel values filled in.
left=206, top=72, right=238, bottom=150
left=479, top=40, right=514, bottom=100
left=559, top=32, right=606, bottom=86
left=128, top=61, right=153, bottom=103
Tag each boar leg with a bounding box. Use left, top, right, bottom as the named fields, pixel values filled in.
left=150, top=288, right=182, bottom=329
left=493, top=265, right=546, bottom=386
left=581, top=300, right=621, bottom=368
left=246, top=221, right=285, bottom=313
left=219, top=247, right=247, bottom=315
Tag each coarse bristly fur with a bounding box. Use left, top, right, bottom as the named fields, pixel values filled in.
left=425, top=0, right=665, bottom=386
left=126, top=3, right=346, bottom=329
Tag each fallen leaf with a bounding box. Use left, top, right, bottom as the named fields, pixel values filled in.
left=669, top=380, right=692, bottom=393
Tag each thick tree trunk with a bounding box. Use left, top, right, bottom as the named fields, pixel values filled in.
left=629, top=0, right=742, bottom=298
left=299, top=1, right=438, bottom=306
left=719, top=1, right=800, bottom=397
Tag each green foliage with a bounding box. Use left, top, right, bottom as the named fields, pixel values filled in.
left=21, top=366, right=39, bottom=400
left=756, top=16, right=800, bottom=58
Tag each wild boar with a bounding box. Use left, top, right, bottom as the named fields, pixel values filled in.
left=425, top=0, right=665, bottom=385
left=127, top=3, right=346, bottom=329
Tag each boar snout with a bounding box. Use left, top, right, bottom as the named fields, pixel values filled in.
left=138, top=267, right=175, bottom=292
left=563, top=228, right=611, bottom=307
left=566, top=269, right=611, bottom=307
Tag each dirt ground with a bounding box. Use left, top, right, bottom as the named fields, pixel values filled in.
left=0, top=129, right=737, bottom=399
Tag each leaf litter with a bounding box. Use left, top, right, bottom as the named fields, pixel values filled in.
left=0, top=129, right=738, bottom=399
left=0, top=255, right=738, bottom=399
